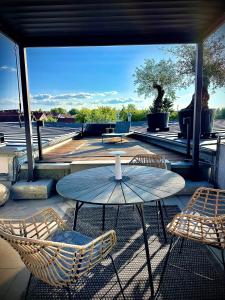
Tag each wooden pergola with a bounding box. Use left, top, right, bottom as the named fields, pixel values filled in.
left=0, top=0, right=225, bottom=181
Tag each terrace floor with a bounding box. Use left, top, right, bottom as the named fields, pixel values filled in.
left=39, top=137, right=184, bottom=163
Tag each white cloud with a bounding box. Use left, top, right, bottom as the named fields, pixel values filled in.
left=97, top=97, right=136, bottom=105
left=0, top=65, right=16, bottom=72
left=54, top=93, right=92, bottom=100
left=28, top=91, right=140, bottom=110
left=95, top=91, right=118, bottom=97
left=0, top=98, right=19, bottom=109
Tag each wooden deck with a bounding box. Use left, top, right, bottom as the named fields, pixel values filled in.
left=40, top=137, right=184, bottom=163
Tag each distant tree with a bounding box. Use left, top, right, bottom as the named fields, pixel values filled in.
left=119, top=104, right=148, bottom=121
left=133, top=59, right=181, bottom=113
left=69, top=108, right=79, bottom=115
left=169, top=111, right=179, bottom=122
left=45, top=115, right=57, bottom=122
left=75, top=106, right=149, bottom=123
left=76, top=108, right=91, bottom=123
left=215, top=108, right=225, bottom=119
left=168, top=34, right=225, bottom=109
left=97, top=106, right=116, bottom=122
left=50, top=107, right=67, bottom=115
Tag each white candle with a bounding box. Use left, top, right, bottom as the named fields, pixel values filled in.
left=115, top=154, right=122, bottom=180
left=109, top=151, right=126, bottom=181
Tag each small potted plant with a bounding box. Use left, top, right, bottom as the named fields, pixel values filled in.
left=133, top=59, right=180, bottom=131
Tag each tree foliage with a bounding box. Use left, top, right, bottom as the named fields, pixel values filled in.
left=75, top=105, right=147, bottom=123
left=69, top=108, right=79, bottom=115
left=215, top=108, right=225, bottom=119
left=119, top=104, right=148, bottom=121
left=168, top=35, right=225, bottom=91
left=50, top=107, right=67, bottom=115
left=133, top=59, right=181, bottom=112
left=45, top=115, right=57, bottom=122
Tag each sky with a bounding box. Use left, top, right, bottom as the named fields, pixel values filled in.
left=0, top=24, right=224, bottom=112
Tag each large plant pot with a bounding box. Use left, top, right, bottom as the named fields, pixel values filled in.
left=178, top=109, right=214, bottom=138
left=147, top=112, right=169, bottom=132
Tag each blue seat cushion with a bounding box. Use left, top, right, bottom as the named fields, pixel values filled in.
left=51, top=230, right=93, bottom=245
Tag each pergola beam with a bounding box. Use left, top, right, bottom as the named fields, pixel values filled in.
left=0, top=20, right=22, bottom=45
left=18, top=45, right=34, bottom=181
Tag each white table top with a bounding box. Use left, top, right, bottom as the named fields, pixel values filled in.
left=56, top=165, right=185, bottom=205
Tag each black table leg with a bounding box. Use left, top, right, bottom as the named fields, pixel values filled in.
left=73, top=201, right=84, bottom=231
left=136, top=204, right=154, bottom=296
left=115, top=205, right=120, bottom=228
left=158, top=200, right=168, bottom=244
left=102, top=204, right=106, bottom=231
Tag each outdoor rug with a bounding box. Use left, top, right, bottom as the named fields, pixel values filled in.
left=26, top=205, right=225, bottom=299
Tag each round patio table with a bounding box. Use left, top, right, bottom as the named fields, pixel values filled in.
left=56, top=165, right=185, bottom=296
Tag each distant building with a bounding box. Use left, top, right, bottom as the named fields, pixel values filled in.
left=57, top=116, right=76, bottom=123
left=51, top=112, right=61, bottom=118
left=0, top=110, right=24, bottom=122
left=32, top=111, right=48, bottom=121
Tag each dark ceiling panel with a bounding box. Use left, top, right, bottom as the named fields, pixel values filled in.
left=0, top=0, right=224, bottom=47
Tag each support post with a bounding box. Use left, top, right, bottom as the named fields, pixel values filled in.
left=37, top=120, right=44, bottom=160
left=192, top=42, right=203, bottom=173
left=19, top=46, right=34, bottom=181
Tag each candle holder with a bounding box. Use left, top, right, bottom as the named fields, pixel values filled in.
left=110, top=151, right=126, bottom=180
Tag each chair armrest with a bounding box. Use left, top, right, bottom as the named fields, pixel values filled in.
left=70, top=230, right=117, bottom=278
left=1, top=208, right=68, bottom=239
left=91, top=229, right=117, bottom=250
left=85, top=230, right=116, bottom=262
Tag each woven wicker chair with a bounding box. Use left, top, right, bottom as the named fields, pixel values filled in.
left=0, top=208, right=125, bottom=299
left=160, top=187, right=225, bottom=287
left=122, top=153, right=168, bottom=243
left=129, top=153, right=167, bottom=169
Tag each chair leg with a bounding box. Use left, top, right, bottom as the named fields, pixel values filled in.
left=161, top=199, right=169, bottom=219
left=157, top=236, right=180, bottom=295
left=158, top=200, right=168, bottom=243
left=155, top=201, right=160, bottom=236
left=178, top=238, right=185, bottom=254
left=108, top=254, right=125, bottom=300
left=25, top=273, right=32, bottom=300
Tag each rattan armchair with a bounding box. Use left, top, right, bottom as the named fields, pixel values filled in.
left=129, top=153, right=167, bottom=169
left=160, top=187, right=225, bottom=287
left=0, top=208, right=124, bottom=299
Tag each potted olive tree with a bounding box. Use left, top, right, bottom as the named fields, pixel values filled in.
left=169, top=34, right=225, bottom=138
left=133, top=59, right=181, bottom=131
